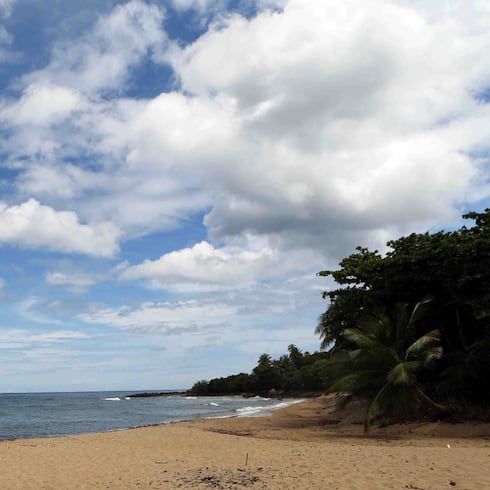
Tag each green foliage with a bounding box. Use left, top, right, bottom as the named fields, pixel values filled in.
left=317, top=209, right=490, bottom=411
left=326, top=303, right=445, bottom=430
left=191, top=380, right=210, bottom=395
left=188, top=346, right=329, bottom=396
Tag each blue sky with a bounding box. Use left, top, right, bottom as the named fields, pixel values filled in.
left=0, top=0, right=489, bottom=392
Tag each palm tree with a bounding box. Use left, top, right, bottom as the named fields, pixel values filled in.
left=326, top=301, right=447, bottom=430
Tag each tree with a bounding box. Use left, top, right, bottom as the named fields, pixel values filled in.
left=317, top=209, right=490, bottom=405
left=188, top=348, right=330, bottom=396
left=327, top=302, right=446, bottom=430
left=190, top=379, right=209, bottom=395
left=288, top=344, right=304, bottom=369
left=252, top=354, right=282, bottom=393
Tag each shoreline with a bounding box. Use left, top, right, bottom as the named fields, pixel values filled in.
left=2, top=395, right=489, bottom=489
left=0, top=395, right=305, bottom=443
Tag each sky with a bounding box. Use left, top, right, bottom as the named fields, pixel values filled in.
left=0, top=0, right=489, bottom=392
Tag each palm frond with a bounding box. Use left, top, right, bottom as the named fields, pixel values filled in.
left=325, top=301, right=445, bottom=427
left=364, top=382, right=393, bottom=431
left=329, top=373, right=361, bottom=393
left=329, top=369, right=388, bottom=396
left=405, top=330, right=441, bottom=360
left=417, top=346, right=443, bottom=365
left=342, top=328, right=376, bottom=349
left=407, top=297, right=433, bottom=328
left=387, top=361, right=419, bottom=386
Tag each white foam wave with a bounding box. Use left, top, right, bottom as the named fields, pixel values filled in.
left=209, top=402, right=219, bottom=407
left=235, top=399, right=305, bottom=417
left=104, top=397, right=121, bottom=401
left=185, top=396, right=197, bottom=400
left=236, top=405, right=267, bottom=416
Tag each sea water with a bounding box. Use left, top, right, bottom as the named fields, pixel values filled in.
left=0, top=391, right=301, bottom=440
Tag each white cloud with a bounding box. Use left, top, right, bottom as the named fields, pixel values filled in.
left=0, top=0, right=14, bottom=18
left=24, top=0, right=166, bottom=95
left=120, top=240, right=277, bottom=287
left=3, top=0, right=490, bottom=264
left=81, top=300, right=236, bottom=335
left=0, top=2, right=168, bottom=179
left=0, top=328, right=89, bottom=350
left=0, top=24, right=10, bottom=43
left=0, top=199, right=121, bottom=257
left=163, top=0, right=490, bottom=253
left=122, top=92, right=238, bottom=169
left=46, top=271, right=98, bottom=293
left=17, top=296, right=67, bottom=325
left=0, top=1, right=14, bottom=61
left=30, top=330, right=90, bottom=342
left=3, top=83, right=83, bottom=126
left=394, top=0, right=490, bottom=34
left=16, top=157, right=211, bottom=238
left=79, top=290, right=323, bottom=357
left=119, top=238, right=326, bottom=292
left=17, top=164, right=84, bottom=199
left=7, top=92, right=222, bottom=237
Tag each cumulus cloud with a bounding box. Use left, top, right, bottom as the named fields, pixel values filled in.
left=394, top=0, right=490, bottom=33
left=0, top=199, right=120, bottom=257
left=3, top=0, right=490, bottom=264
left=0, top=1, right=167, bottom=173
left=119, top=238, right=326, bottom=292
left=3, top=83, right=83, bottom=127
left=165, top=0, right=490, bottom=253
left=15, top=156, right=211, bottom=238
left=120, top=240, right=277, bottom=287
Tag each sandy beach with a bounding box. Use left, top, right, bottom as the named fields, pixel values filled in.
left=1, top=395, right=489, bottom=489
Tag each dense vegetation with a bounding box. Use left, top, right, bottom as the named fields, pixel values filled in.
left=317, top=209, right=490, bottom=427
left=189, top=345, right=329, bottom=396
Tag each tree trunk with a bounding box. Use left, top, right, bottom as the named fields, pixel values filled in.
left=415, top=385, right=450, bottom=414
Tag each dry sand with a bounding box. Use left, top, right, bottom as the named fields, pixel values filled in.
left=1, top=395, right=489, bottom=489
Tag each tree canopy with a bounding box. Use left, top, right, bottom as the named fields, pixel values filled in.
left=189, top=346, right=329, bottom=396
left=317, top=209, right=490, bottom=411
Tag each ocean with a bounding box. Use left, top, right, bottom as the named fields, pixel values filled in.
left=0, top=391, right=301, bottom=440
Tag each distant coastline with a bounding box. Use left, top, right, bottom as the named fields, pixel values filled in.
left=126, top=391, right=188, bottom=398
left=127, top=389, right=323, bottom=399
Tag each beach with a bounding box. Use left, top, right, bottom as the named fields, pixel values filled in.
left=1, top=395, right=489, bottom=489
